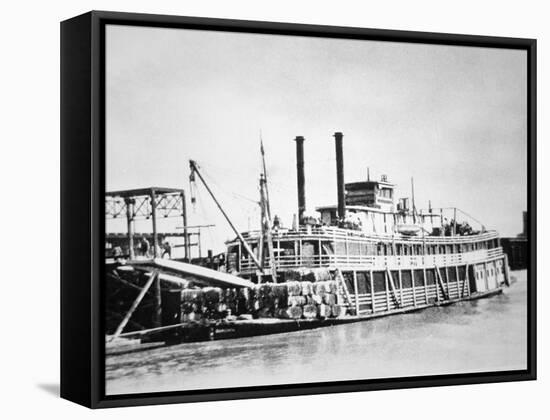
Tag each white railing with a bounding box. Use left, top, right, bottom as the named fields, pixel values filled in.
left=238, top=247, right=505, bottom=274
left=233, top=226, right=500, bottom=246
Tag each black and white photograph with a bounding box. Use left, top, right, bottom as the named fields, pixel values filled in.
left=101, top=19, right=532, bottom=397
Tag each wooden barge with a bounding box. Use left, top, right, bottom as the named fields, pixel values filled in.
left=106, top=131, right=511, bottom=352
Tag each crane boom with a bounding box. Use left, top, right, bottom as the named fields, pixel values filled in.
left=189, top=160, right=263, bottom=272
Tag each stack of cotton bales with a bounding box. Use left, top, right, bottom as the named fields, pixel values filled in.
left=181, top=287, right=249, bottom=322
left=254, top=277, right=346, bottom=320
left=180, top=268, right=347, bottom=322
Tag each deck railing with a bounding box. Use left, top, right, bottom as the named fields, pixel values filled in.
left=234, top=226, right=500, bottom=246
left=238, top=247, right=505, bottom=274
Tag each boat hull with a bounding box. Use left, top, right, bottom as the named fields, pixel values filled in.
left=107, top=285, right=504, bottom=355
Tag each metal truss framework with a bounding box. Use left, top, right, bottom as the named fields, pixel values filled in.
left=106, top=187, right=189, bottom=259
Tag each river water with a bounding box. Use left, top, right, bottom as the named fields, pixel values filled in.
left=105, top=270, right=527, bottom=395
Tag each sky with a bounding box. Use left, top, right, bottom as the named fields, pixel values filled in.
left=106, top=24, right=527, bottom=254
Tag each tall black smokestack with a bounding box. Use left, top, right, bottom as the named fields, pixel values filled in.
left=334, top=132, right=345, bottom=222
left=295, top=136, right=306, bottom=224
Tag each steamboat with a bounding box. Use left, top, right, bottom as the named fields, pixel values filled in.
left=190, top=132, right=510, bottom=318
left=107, top=131, right=511, bottom=349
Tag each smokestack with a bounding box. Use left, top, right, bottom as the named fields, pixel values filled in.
left=295, top=136, right=306, bottom=224
left=334, top=132, right=345, bottom=222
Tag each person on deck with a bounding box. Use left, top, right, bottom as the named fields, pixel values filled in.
left=162, top=241, right=172, bottom=259
left=140, top=237, right=150, bottom=257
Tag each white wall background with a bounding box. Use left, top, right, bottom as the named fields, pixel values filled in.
left=0, top=0, right=546, bottom=417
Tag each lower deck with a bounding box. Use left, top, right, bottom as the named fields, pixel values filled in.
left=336, top=257, right=508, bottom=315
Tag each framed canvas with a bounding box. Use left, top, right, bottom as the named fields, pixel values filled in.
left=60, top=11, right=536, bottom=408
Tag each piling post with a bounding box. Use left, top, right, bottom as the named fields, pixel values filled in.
left=153, top=270, right=162, bottom=328
left=124, top=198, right=135, bottom=260
left=151, top=189, right=158, bottom=258
left=181, top=191, right=189, bottom=260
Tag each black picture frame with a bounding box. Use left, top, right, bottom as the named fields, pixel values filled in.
left=60, top=10, right=537, bottom=409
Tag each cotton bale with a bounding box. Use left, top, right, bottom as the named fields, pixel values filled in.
left=318, top=304, right=331, bottom=318
left=323, top=293, right=337, bottom=306
left=301, top=281, right=314, bottom=296
left=288, top=295, right=307, bottom=307
left=285, top=281, right=302, bottom=296
left=311, top=294, right=323, bottom=305
left=302, top=304, right=318, bottom=319
left=313, top=281, right=328, bottom=297
left=330, top=304, right=346, bottom=318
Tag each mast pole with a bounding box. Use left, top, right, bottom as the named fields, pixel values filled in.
left=260, top=174, right=277, bottom=282
left=260, top=136, right=272, bottom=220
left=189, top=160, right=263, bottom=272
left=411, top=177, right=416, bottom=224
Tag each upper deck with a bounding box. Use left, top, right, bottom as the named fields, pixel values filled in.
left=227, top=226, right=504, bottom=275
left=237, top=225, right=499, bottom=246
